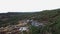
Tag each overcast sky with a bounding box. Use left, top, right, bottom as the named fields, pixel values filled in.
left=0, top=0, right=60, bottom=13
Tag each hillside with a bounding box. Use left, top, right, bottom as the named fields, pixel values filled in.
left=0, top=9, right=60, bottom=34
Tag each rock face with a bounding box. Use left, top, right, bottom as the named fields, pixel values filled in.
left=31, top=21, right=44, bottom=27
left=27, top=19, right=44, bottom=27
left=19, top=27, right=29, bottom=31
